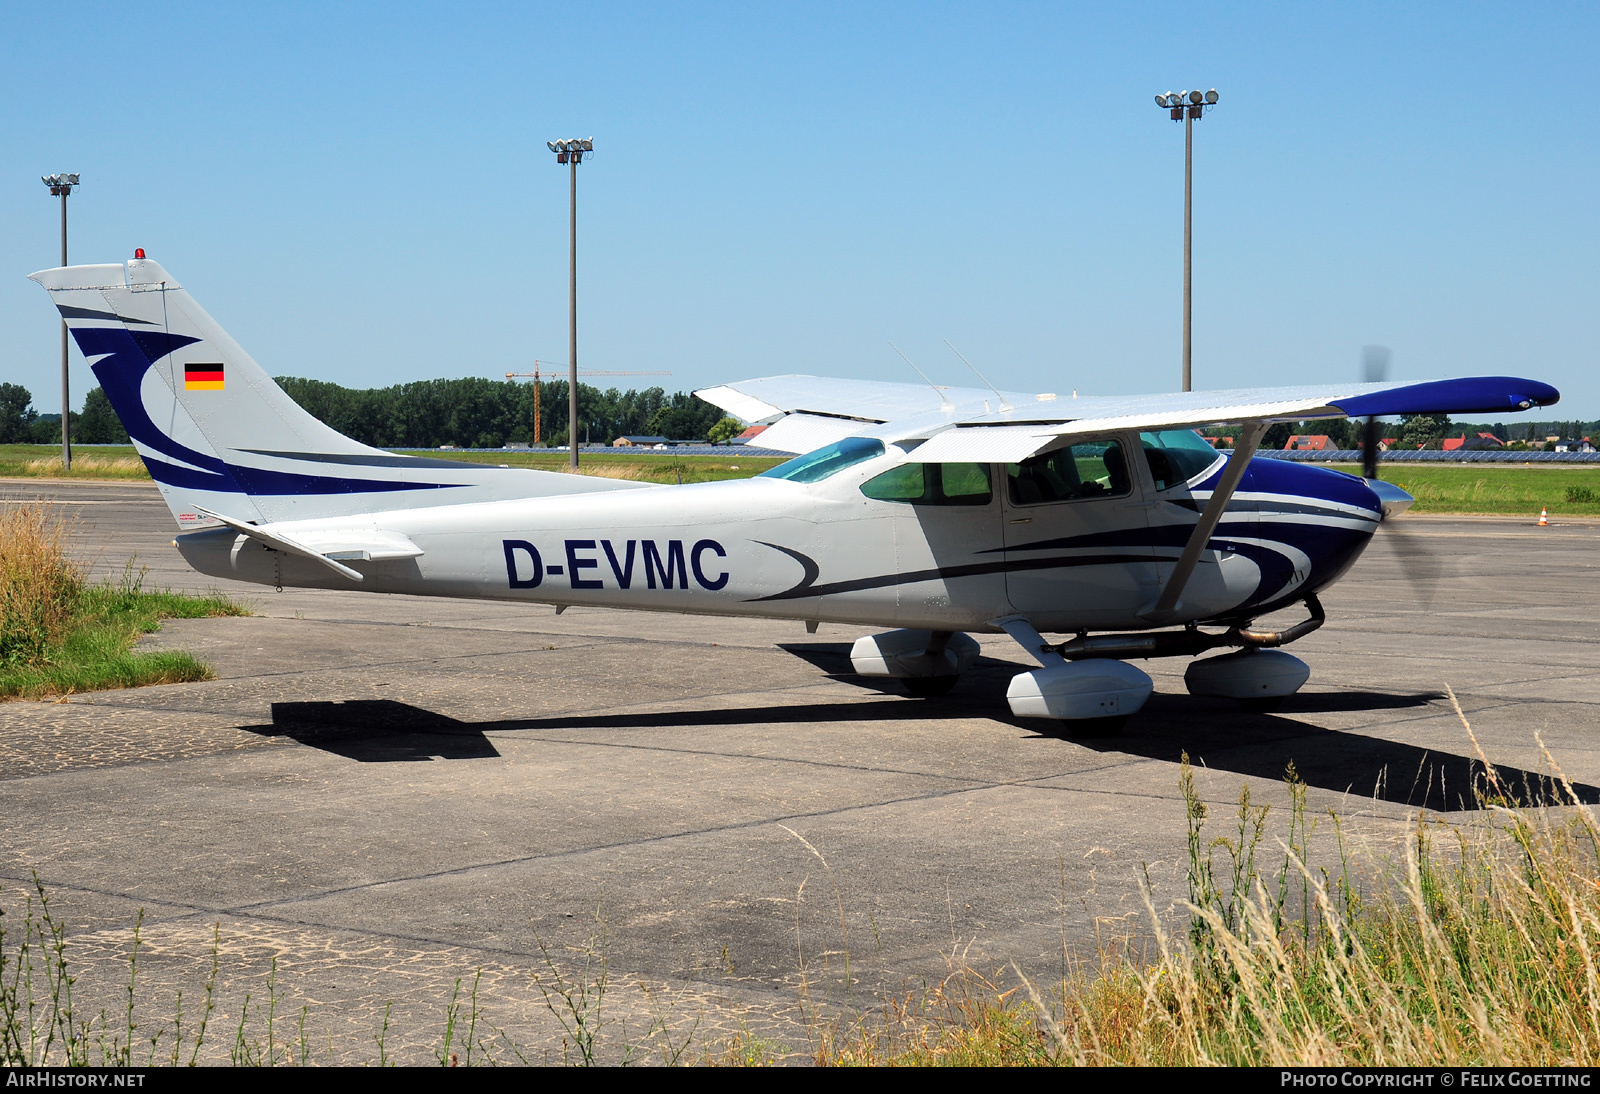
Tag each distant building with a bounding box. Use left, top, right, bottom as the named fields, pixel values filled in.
left=1554, top=438, right=1595, bottom=453
left=612, top=435, right=671, bottom=447
left=733, top=424, right=769, bottom=444
left=1205, top=435, right=1234, bottom=449
left=1284, top=435, right=1334, bottom=451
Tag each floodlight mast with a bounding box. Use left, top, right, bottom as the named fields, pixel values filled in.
left=546, top=138, right=594, bottom=468
left=41, top=174, right=80, bottom=469
left=1152, top=91, right=1218, bottom=392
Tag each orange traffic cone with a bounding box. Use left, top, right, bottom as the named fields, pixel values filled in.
left=1539, top=507, right=1549, bottom=526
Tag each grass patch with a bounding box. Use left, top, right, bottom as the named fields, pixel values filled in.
left=1328, top=463, right=1600, bottom=517
left=392, top=448, right=787, bottom=484
left=0, top=443, right=784, bottom=486
left=0, top=445, right=148, bottom=481
left=0, top=502, right=247, bottom=700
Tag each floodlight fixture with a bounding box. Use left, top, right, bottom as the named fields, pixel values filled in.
left=1188, top=89, right=1203, bottom=105
left=1204, top=89, right=1219, bottom=104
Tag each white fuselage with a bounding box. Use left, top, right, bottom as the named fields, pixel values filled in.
left=177, top=435, right=1379, bottom=634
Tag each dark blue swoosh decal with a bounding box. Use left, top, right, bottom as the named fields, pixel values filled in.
left=73, top=327, right=237, bottom=492
left=73, top=326, right=466, bottom=497
left=57, top=303, right=157, bottom=325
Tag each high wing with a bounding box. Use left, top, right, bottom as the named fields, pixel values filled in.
left=697, top=374, right=1560, bottom=460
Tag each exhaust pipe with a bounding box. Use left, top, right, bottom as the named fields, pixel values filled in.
left=1052, top=595, right=1325, bottom=660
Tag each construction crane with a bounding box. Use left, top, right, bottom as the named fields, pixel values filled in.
left=504, top=363, right=671, bottom=445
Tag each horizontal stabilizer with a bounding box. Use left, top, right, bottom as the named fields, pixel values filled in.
left=193, top=506, right=424, bottom=582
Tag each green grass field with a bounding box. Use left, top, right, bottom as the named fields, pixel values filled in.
left=1323, top=462, right=1600, bottom=516
left=6, top=444, right=1598, bottom=516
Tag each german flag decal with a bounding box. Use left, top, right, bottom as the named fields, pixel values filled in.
left=184, top=363, right=224, bottom=391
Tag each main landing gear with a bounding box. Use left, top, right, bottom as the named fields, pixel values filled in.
left=849, top=629, right=979, bottom=696
left=848, top=597, right=1324, bottom=730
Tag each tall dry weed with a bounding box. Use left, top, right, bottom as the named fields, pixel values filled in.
left=0, top=503, right=81, bottom=667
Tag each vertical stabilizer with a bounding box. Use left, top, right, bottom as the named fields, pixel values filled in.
left=29, top=259, right=648, bottom=528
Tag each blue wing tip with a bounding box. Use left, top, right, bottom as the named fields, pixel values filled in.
left=1331, top=376, right=1560, bottom=418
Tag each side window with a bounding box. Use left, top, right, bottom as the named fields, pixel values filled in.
left=860, top=462, right=992, bottom=506
left=1007, top=440, right=1131, bottom=505
left=860, top=463, right=927, bottom=501
left=939, top=463, right=992, bottom=504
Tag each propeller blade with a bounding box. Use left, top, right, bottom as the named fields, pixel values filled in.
left=1375, top=516, right=1444, bottom=610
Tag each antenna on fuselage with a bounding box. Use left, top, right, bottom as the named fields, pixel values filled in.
left=942, top=339, right=1013, bottom=413
left=889, top=342, right=956, bottom=413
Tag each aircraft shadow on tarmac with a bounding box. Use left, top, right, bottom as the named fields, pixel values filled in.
left=242, top=700, right=502, bottom=762
left=780, top=643, right=1600, bottom=812
left=239, top=645, right=1600, bottom=813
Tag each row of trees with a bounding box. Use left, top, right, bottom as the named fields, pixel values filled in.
left=274, top=377, right=732, bottom=449
left=0, top=383, right=128, bottom=445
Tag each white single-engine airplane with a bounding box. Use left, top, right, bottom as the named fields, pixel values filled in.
left=30, top=257, right=1560, bottom=729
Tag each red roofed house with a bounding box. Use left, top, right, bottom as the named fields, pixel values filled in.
left=1284, top=435, right=1334, bottom=451
left=734, top=424, right=769, bottom=443
left=1443, top=433, right=1508, bottom=451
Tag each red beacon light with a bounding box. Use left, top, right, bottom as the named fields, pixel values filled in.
left=134, top=248, right=146, bottom=259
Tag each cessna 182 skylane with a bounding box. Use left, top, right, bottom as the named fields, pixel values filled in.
left=30, top=257, right=1561, bottom=728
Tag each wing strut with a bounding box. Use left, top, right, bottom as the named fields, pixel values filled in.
left=1143, top=420, right=1267, bottom=620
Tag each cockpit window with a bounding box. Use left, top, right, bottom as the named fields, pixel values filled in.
left=759, top=437, right=886, bottom=483
left=860, top=462, right=993, bottom=505
left=1140, top=429, right=1225, bottom=491
left=1007, top=441, right=1131, bottom=505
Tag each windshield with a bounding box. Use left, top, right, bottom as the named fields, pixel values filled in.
left=759, top=437, right=886, bottom=483
left=1140, top=429, right=1224, bottom=491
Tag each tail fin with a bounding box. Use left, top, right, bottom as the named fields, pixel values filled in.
left=30, top=258, right=643, bottom=528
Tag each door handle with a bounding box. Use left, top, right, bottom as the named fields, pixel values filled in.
left=1008, top=517, right=1032, bottom=525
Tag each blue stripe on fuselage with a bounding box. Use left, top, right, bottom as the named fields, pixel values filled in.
left=995, top=458, right=1381, bottom=615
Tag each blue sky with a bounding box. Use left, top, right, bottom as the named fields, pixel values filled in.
left=2, top=2, right=1595, bottom=419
